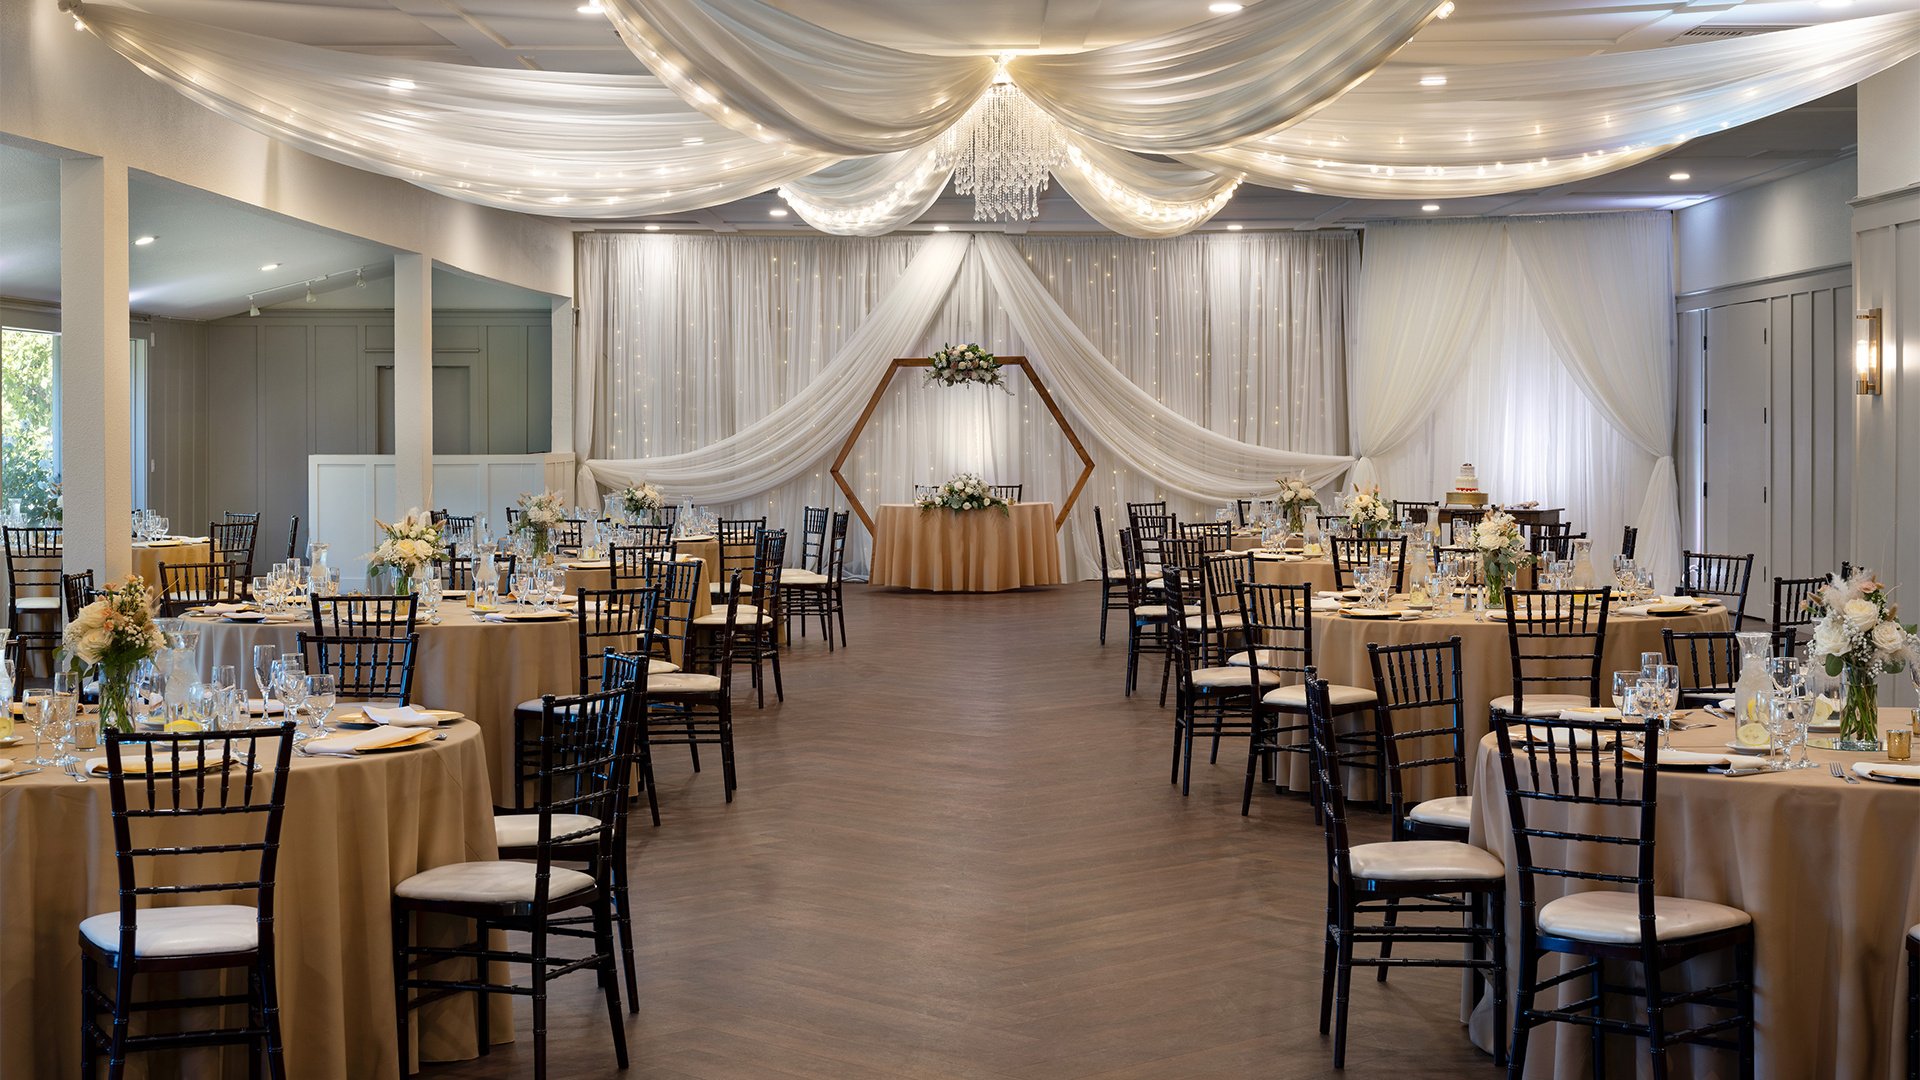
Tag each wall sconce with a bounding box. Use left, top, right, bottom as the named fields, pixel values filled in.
left=1855, top=308, right=1882, bottom=396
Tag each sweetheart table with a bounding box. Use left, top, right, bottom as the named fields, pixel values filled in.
left=868, top=502, right=1062, bottom=592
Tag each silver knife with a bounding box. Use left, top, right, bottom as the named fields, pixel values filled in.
left=0, top=768, right=45, bottom=782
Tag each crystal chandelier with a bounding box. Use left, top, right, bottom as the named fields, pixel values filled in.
left=936, top=70, right=1065, bottom=222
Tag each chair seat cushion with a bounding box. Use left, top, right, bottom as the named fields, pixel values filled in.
left=1262, top=683, right=1378, bottom=708
left=648, top=658, right=681, bottom=675
left=1347, top=841, right=1504, bottom=883
left=15, top=595, right=62, bottom=611
left=708, top=580, right=749, bottom=595
left=80, top=904, right=258, bottom=957
left=1106, top=569, right=1129, bottom=582
left=692, top=610, right=772, bottom=627
left=1490, top=694, right=1593, bottom=716
left=1134, top=604, right=1200, bottom=619
left=395, top=860, right=596, bottom=904
left=1537, top=890, right=1752, bottom=945
left=1189, top=666, right=1282, bottom=690
left=777, top=568, right=828, bottom=585
left=1407, top=795, right=1474, bottom=831
left=494, top=812, right=604, bottom=850
left=650, top=672, right=722, bottom=694
left=1183, top=612, right=1245, bottom=631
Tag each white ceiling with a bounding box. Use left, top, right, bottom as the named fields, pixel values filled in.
left=0, top=1, right=1886, bottom=316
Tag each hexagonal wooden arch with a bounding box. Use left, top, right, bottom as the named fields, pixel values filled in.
left=831, top=357, right=1096, bottom=537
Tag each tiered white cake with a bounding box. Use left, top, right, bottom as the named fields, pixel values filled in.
left=1444, top=463, right=1488, bottom=506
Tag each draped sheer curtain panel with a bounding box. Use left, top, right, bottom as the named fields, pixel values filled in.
left=1356, top=214, right=1677, bottom=588
left=579, top=232, right=1354, bottom=579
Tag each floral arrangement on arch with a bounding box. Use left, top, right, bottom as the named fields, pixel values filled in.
left=1805, top=569, right=1916, bottom=746
left=915, top=473, right=1010, bottom=514
left=1344, top=484, right=1393, bottom=538
left=64, top=576, right=168, bottom=733
left=925, top=343, right=1010, bottom=392
left=1466, top=509, right=1532, bottom=605
left=620, top=483, right=664, bottom=519
left=367, top=508, right=446, bottom=589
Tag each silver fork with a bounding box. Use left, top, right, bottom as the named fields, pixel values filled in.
left=1829, top=762, right=1860, bottom=785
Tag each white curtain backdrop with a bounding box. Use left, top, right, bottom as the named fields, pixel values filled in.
left=579, top=232, right=1354, bottom=579
left=1357, top=215, right=1678, bottom=588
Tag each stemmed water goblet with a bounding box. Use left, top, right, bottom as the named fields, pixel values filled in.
left=1641, top=664, right=1680, bottom=749
left=23, top=688, right=53, bottom=767
left=272, top=655, right=309, bottom=737
left=303, top=674, right=337, bottom=739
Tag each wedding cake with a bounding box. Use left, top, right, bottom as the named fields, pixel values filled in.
left=1444, top=463, right=1488, bottom=506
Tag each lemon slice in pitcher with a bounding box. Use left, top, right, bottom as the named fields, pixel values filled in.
left=1812, top=697, right=1837, bottom=725
left=164, top=718, right=203, bottom=733
left=1734, top=722, right=1770, bottom=748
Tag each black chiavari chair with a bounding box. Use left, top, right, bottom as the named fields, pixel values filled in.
left=1620, top=525, right=1639, bottom=561
left=794, top=506, right=829, bottom=574
left=308, top=593, right=419, bottom=635
left=989, top=484, right=1023, bottom=503
left=780, top=510, right=849, bottom=650
left=1163, top=567, right=1276, bottom=797
left=1679, top=551, right=1755, bottom=624
left=284, top=515, right=301, bottom=562
left=1770, top=575, right=1827, bottom=639
left=1092, top=506, right=1131, bottom=646
left=1493, top=708, right=1755, bottom=1078
left=210, top=519, right=259, bottom=581
left=63, top=569, right=98, bottom=621
left=694, top=530, right=783, bottom=707
left=1195, top=549, right=1253, bottom=667
left=1367, top=637, right=1471, bottom=844
left=1125, top=501, right=1167, bottom=530
left=648, top=571, right=742, bottom=801
left=223, top=511, right=261, bottom=525
left=711, top=517, right=764, bottom=600
left=5, top=524, right=63, bottom=684
left=1308, top=682, right=1505, bottom=1070
left=1661, top=627, right=1799, bottom=706
left=298, top=630, right=419, bottom=705
left=82, top=724, right=296, bottom=1079
left=1235, top=581, right=1378, bottom=816
left=510, top=587, right=664, bottom=807
left=1328, top=535, right=1407, bottom=591
left=1120, top=529, right=1176, bottom=702
left=157, top=561, right=245, bottom=617
left=1180, top=520, right=1232, bottom=554
left=1392, top=500, right=1438, bottom=527
left=437, top=553, right=517, bottom=592
left=1495, top=588, right=1611, bottom=716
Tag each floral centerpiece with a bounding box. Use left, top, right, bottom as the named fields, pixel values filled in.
left=63, top=576, right=167, bottom=734
left=915, top=473, right=1010, bottom=514
left=925, top=344, right=1010, bottom=392
left=1806, top=570, right=1916, bottom=749
left=366, top=508, right=445, bottom=594
left=620, top=482, right=663, bottom=522
left=512, top=490, right=567, bottom=559
left=1466, top=509, right=1532, bottom=607
left=1275, top=474, right=1319, bottom=534
left=1344, top=484, right=1393, bottom=539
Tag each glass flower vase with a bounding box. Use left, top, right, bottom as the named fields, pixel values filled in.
left=1484, top=560, right=1509, bottom=608
left=1286, top=506, right=1305, bottom=535
left=1837, top=663, right=1881, bottom=751
left=99, top=663, right=137, bottom=735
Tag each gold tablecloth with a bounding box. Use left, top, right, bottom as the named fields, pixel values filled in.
left=869, top=503, right=1062, bottom=592
left=1466, top=709, right=1920, bottom=1079
left=0, top=722, right=504, bottom=1080
left=558, top=535, right=720, bottom=605
left=132, top=538, right=216, bottom=588
left=1248, top=551, right=1339, bottom=594
left=185, top=607, right=577, bottom=803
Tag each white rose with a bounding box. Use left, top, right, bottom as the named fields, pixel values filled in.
left=1842, top=598, right=1879, bottom=633
left=1870, top=621, right=1906, bottom=656
left=1811, top=620, right=1850, bottom=659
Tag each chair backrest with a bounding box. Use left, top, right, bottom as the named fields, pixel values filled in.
left=1234, top=499, right=1252, bottom=527
left=1180, top=520, right=1232, bottom=553
left=298, top=629, right=420, bottom=704
left=440, top=514, right=476, bottom=547
left=63, top=570, right=98, bottom=621
left=1770, top=575, right=1826, bottom=632
left=1315, top=513, right=1346, bottom=534
left=1491, top=708, right=1663, bottom=947
left=607, top=543, right=662, bottom=590
left=1159, top=567, right=1202, bottom=688
left=798, top=506, right=830, bottom=572
left=1366, top=637, right=1468, bottom=839
left=641, top=556, right=703, bottom=668
left=209, top=520, right=259, bottom=578
left=703, top=573, right=745, bottom=696
left=749, top=529, right=787, bottom=613
left=1303, top=680, right=1359, bottom=879
left=157, top=561, right=243, bottom=617
left=574, top=588, right=659, bottom=696
left=3, top=525, right=62, bottom=598
left=1526, top=523, right=1583, bottom=562
left=1132, top=514, right=1176, bottom=570
left=1125, top=501, right=1168, bottom=531
left=1328, top=535, right=1408, bottom=590
left=1679, top=551, right=1755, bottom=618
left=1201, top=550, right=1254, bottom=629
left=1443, top=508, right=1487, bottom=535
left=223, top=511, right=261, bottom=525
left=1236, top=580, right=1315, bottom=687
left=285, top=515, right=301, bottom=562
left=989, top=484, right=1023, bottom=503
left=824, top=511, right=851, bottom=587
left=551, top=518, right=586, bottom=554
left=1502, top=588, right=1612, bottom=712
left=308, top=593, right=419, bottom=635
left=1619, top=524, right=1639, bottom=560
left=1094, top=505, right=1114, bottom=578
left=1159, top=536, right=1208, bottom=581
left=104, top=724, right=296, bottom=955
left=1392, top=500, right=1438, bottom=526
left=1520, top=519, right=1572, bottom=547
left=526, top=682, right=636, bottom=902
left=437, top=553, right=516, bottom=591
left=716, top=517, right=764, bottom=579
left=1661, top=627, right=1800, bottom=697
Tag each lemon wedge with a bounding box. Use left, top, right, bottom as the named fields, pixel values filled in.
left=163, top=718, right=203, bottom=733
left=1735, top=722, right=1770, bottom=748
left=1812, top=697, right=1836, bottom=724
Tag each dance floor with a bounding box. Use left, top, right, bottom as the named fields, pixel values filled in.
left=440, top=582, right=1489, bottom=1080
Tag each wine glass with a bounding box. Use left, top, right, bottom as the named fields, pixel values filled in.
left=419, top=577, right=444, bottom=624
left=275, top=660, right=310, bottom=738
left=1644, top=665, right=1680, bottom=749
left=1611, top=670, right=1639, bottom=712
left=303, top=674, right=337, bottom=738
left=22, top=689, right=52, bottom=767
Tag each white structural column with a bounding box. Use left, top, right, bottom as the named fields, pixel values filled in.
left=59, top=155, right=134, bottom=582
left=550, top=294, right=576, bottom=501
left=1851, top=56, right=1919, bottom=706
left=392, top=252, right=434, bottom=512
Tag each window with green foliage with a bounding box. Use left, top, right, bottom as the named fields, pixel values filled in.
left=2, top=328, right=60, bottom=523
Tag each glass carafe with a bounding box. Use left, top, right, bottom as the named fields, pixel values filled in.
left=1730, top=630, right=1774, bottom=731
left=1567, top=537, right=1597, bottom=588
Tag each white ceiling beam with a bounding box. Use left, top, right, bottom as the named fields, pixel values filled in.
left=1037, top=0, right=1108, bottom=51
left=384, top=0, right=542, bottom=69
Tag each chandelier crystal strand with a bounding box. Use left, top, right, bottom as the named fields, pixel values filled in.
left=937, top=80, right=1066, bottom=222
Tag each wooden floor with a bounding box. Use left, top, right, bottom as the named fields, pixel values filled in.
left=435, top=583, right=1495, bottom=1080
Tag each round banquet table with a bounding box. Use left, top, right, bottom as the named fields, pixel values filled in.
left=1465, top=708, right=1920, bottom=1079
left=1248, top=550, right=1339, bottom=594
left=132, top=537, right=216, bottom=586
left=869, top=502, right=1062, bottom=592
left=184, top=605, right=580, bottom=803
left=1263, top=603, right=1728, bottom=801
left=0, top=721, right=506, bottom=1080
left=558, top=534, right=721, bottom=604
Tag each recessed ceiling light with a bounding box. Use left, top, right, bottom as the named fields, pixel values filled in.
left=1421, top=204, right=1441, bottom=212
left=682, top=136, right=704, bottom=146
left=1419, top=75, right=1448, bottom=87
left=1435, top=1, right=1455, bottom=16
left=1208, top=2, right=1244, bottom=12
left=643, top=224, right=661, bottom=232
left=132, top=235, right=156, bottom=246
left=1818, top=0, right=1852, bottom=7
left=1668, top=171, right=1692, bottom=181
left=577, top=1, right=604, bottom=12
left=768, top=207, right=789, bottom=218
left=932, top=224, right=951, bottom=232
left=260, top=263, right=281, bottom=272
left=1225, top=224, right=1243, bottom=231
left=388, top=79, right=415, bottom=92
